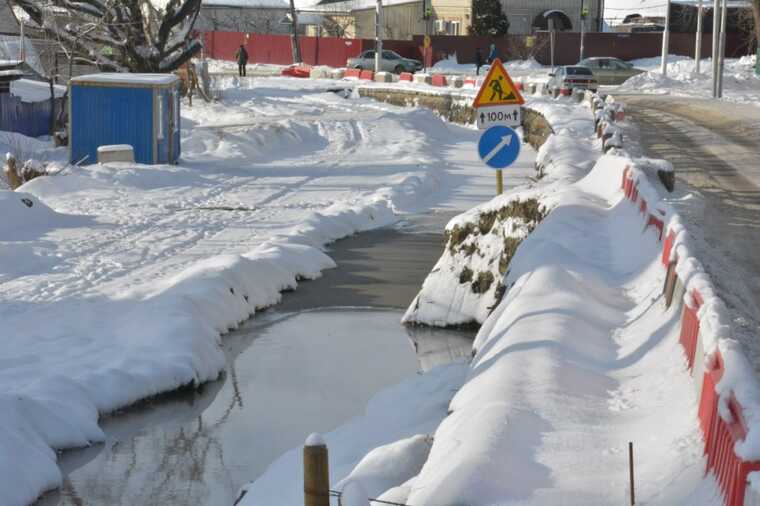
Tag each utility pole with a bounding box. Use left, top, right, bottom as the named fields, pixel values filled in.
left=717, top=0, right=727, bottom=97
left=375, top=0, right=383, bottom=73
left=695, top=0, right=703, bottom=74
left=711, top=0, right=720, bottom=96
left=549, top=18, right=556, bottom=70
left=288, top=0, right=302, bottom=64
left=579, top=2, right=587, bottom=62
left=660, top=0, right=671, bottom=76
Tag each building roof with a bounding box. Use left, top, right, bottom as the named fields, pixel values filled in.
left=605, top=0, right=751, bottom=23
left=202, top=0, right=321, bottom=8
left=0, top=1, right=19, bottom=35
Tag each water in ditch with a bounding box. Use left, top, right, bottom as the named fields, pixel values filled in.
left=37, top=213, right=474, bottom=506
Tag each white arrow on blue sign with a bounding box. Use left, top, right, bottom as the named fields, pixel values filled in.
left=478, top=125, right=521, bottom=170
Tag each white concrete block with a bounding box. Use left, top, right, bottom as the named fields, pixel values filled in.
left=374, top=71, right=393, bottom=83
left=97, top=145, right=134, bottom=163
left=413, top=73, right=431, bottom=85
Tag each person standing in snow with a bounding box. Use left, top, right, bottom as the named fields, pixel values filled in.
left=487, top=43, right=497, bottom=64
left=235, top=44, right=249, bottom=77
left=475, top=47, right=483, bottom=76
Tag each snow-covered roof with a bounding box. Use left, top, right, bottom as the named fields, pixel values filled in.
left=202, top=0, right=320, bottom=8
left=605, top=0, right=751, bottom=22
left=72, top=73, right=180, bottom=86
left=10, top=78, right=66, bottom=102
left=311, top=0, right=418, bottom=12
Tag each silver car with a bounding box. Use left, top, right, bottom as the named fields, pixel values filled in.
left=347, top=50, right=422, bottom=74
left=547, top=66, right=598, bottom=95
left=577, top=57, right=645, bottom=85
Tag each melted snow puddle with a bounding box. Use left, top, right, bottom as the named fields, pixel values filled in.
left=37, top=219, right=473, bottom=506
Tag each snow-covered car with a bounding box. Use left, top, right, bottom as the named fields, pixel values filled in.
left=577, top=57, right=645, bottom=85
left=546, top=66, right=598, bottom=95
left=347, top=50, right=423, bottom=74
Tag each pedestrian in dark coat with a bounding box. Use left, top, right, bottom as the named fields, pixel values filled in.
left=235, top=45, right=249, bottom=77
left=475, top=47, right=483, bottom=76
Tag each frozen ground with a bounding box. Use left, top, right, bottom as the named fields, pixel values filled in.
left=1, top=76, right=541, bottom=505
left=615, top=55, right=760, bottom=105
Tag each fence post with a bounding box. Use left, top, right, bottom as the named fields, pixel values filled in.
left=304, top=433, right=330, bottom=506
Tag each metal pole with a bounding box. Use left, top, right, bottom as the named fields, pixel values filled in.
left=375, top=0, right=383, bottom=73
left=629, top=442, right=635, bottom=505
left=579, top=2, right=586, bottom=61
left=717, top=0, right=727, bottom=97
left=711, top=0, right=720, bottom=97
left=695, top=0, right=703, bottom=74
left=549, top=19, right=556, bottom=70
left=496, top=170, right=503, bottom=195
left=19, top=20, right=25, bottom=61
left=660, top=0, right=671, bottom=76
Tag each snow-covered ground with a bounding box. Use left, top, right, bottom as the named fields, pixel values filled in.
left=615, top=55, right=760, bottom=105
left=0, top=75, right=542, bottom=505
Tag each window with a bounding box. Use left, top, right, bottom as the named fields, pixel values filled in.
left=362, top=51, right=375, bottom=59
left=566, top=67, right=593, bottom=75
left=382, top=50, right=399, bottom=60
left=449, top=21, right=460, bottom=35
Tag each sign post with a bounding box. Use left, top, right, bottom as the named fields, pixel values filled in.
left=478, top=125, right=521, bottom=195
left=472, top=59, right=525, bottom=195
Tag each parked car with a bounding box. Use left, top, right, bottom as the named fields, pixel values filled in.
left=546, top=66, right=598, bottom=95
left=577, top=57, right=645, bottom=85
left=346, top=50, right=422, bottom=74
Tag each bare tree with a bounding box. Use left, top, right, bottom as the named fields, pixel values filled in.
left=14, top=0, right=203, bottom=72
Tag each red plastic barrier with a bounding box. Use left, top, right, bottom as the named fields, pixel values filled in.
left=281, top=66, right=310, bottom=78
left=679, top=289, right=704, bottom=371
left=359, top=70, right=375, bottom=80
left=646, top=214, right=664, bottom=240
left=464, top=77, right=477, bottom=87
left=621, top=166, right=630, bottom=190
left=631, top=184, right=639, bottom=203
left=640, top=198, right=648, bottom=215
left=662, top=229, right=676, bottom=266
left=698, top=355, right=760, bottom=506
left=516, top=81, right=524, bottom=90
left=616, top=110, right=626, bottom=122
left=560, top=87, right=572, bottom=96
left=344, top=68, right=362, bottom=79
left=431, top=74, right=447, bottom=87
left=399, top=72, right=413, bottom=82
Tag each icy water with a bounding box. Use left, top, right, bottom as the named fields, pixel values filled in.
left=37, top=215, right=474, bottom=506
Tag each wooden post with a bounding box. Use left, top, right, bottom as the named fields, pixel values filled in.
left=304, top=434, right=329, bottom=506
left=4, top=154, right=22, bottom=190
left=629, top=441, right=635, bottom=505
left=496, top=170, right=503, bottom=195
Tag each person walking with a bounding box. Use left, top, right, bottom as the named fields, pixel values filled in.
left=487, top=42, right=497, bottom=64
left=235, top=44, right=249, bottom=77
left=474, top=47, right=483, bottom=76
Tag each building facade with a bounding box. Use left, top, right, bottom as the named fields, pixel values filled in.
left=430, top=0, right=605, bottom=36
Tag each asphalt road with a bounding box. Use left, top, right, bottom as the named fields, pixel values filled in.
left=618, top=94, right=760, bottom=362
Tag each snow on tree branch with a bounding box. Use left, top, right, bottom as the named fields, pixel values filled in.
left=14, top=0, right=203, bottom=73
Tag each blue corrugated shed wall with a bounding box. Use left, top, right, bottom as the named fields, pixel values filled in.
left=0, top=93, right=52, bottom=137
left=70, top=85, right=154, bottom=165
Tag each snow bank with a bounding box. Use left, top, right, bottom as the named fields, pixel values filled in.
left=1, top=79, right=497, bottom=504
left=618, top=56, right=760, bottom=105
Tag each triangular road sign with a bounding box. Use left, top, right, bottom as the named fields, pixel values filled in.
left=473, top=58, right=525, bottom=108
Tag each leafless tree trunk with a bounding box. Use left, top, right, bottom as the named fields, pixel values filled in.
left=289, top=0, right=302, bottom=63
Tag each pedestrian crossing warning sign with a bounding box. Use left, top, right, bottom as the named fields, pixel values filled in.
left=472, top=58, right=525, bottom=107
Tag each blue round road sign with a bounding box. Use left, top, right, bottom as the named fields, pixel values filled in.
left=478, top=125, right=521, bottom=170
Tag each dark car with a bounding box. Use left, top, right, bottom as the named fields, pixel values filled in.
left=546, top=66, right=598, bottom=95
left=346, top=50, right=422, bottom=74
left=577, top=57, right=645, bottom=85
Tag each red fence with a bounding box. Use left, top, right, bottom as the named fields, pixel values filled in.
left=203, top=32, right=418, bottom=68
left=621, top=160, right=760, bottom=506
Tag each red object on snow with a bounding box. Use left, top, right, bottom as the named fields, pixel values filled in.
left=560, top=87, right=572, bottom=96
left=281, top=65, right=311, bottom=78
left=344, top=68, right=362, bottom=79
left=431, top=74, right=447, bottom=87
left=359, top=70, right=374, bottom=80
left=399, top=72, right=413, bottom=82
